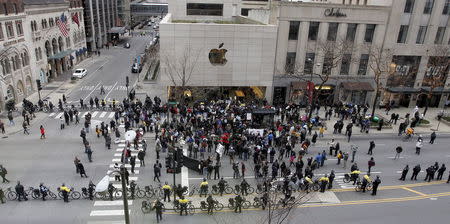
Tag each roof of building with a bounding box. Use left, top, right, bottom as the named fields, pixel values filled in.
left=131, top=0, right=167, bottom=5
left=23, top=0, right=67, bottom=5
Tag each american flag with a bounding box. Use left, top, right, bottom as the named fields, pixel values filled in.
left=57, top=13, right=69, bottom=37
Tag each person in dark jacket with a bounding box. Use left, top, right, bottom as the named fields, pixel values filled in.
left=411, top=164, right=421, bottom=180
left=77, top=162, right=88, bottom=178
left=328, top=170, right=335, bottom=189
left=15, top=181, right=27, bottom=201
left=367, top=141, right=375, bottom=155
left=371, top=176, right=381, bottom=196
left=399, top=165, right=409, bottom=181
left=437, top=164, right=446, bottom=180
left=130, top=156, right=136, bottom=173
left=430, top=131, right=437, bottom=144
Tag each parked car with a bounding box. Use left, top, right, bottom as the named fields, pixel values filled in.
left=124, top=42, right=130, bottom=48
left=131, top=63, right=142, bottom=73
left=72, top=68, right=87, bottom=78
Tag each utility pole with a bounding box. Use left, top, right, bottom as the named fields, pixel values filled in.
left=120, top=166, right=130, bottom=224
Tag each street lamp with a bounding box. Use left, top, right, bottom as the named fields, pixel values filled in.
left=108, top=166, right=130, bottom=224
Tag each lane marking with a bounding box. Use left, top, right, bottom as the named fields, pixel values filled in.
left=112, top=158, right=140, bottom=162
left=331, top=180, right=446, bottom=192
left=55, top=112, right=63, bottom=119
left=99, top=111, right=107, bottom=118
left=108, top=176, right=138, bottom=181
left=402, top=187, right=428, bottom=196
left=91, top=111, right=99, bottom=118
left=83, top=82, right=101, bottom=101
left=90, top=210, right=128, bottom=216
left=108, top=112, right=115, bottom=118
left=104, top=81, right=118, bottom=101
left=94, top=200, right=133, bottom=206
left=48, top=113, right=55, bottom=117
left=109, top=164, right=140, bottom=168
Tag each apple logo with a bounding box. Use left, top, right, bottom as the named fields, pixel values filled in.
left=208, top=43, right=227, bottom=65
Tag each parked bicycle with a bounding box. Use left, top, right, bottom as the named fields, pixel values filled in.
left=173, top=200, right=195, bottom=215
left=199, top=199, right=224, bottom=211
left=141, top=200, right=165, bottom=213
left=58, top=187, right=81, bottom=200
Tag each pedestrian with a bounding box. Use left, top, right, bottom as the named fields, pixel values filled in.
left=0, top=165, right=9, bottom=183
left=214, top=161, right=220, bottom=179
left=430, top=131, right=436, bottom=144
left=60, top=117, right=65, bottom=129
left=437, top=164, right=446, bottom=180
left=154, top=199, right=164, bottom=222
left=39, top=183, right=48, bottom=201
left=447, top=170, right=450, bottom=183
left=7, top=111, right=14, bottom=126
left=153, top=160, right=161, bottom=182
left=0, top=187, right=5, bottom=203
left=351, top=145, right=358, bottom=163
left=88, top=181, right=95, bottom=200
left=15, top=181, right=27, bottom=201
left=328, top=170, right=335, bottom=189
left=394, top=146, right=402, bottom=160
left=95, top=125, right=101, bottom=138
left=368, top=157, right=375, bottom=174
left=368, top=141, right=375, bottom=155
left=399, top=165, right=409, bottom=181
left=0, top=120, right=5, bottom=134
left=415, top=139, right=423, bottom=155
left=130, top=156, right=136, bottom=173
left=77, top=162, right=88, bottom=178
left=241, top=162, right=246, bottom=178
left=22, top=121, right=30, bottom=135
left=411, top=164, right=421, bottom=180
left=114, top=163, right=121, bottom=181
left=86, top=144, right=93, bottom=162
left=328, top=139, right=336, bottom=156
left=371, top=176, right=381, bottom=196
left=105, top=134, right=111, bottom=149
left=124, top=167, right=129, bottom=185
left=39, top=125, right=45, bottom=139
left=338, top=151, right=345, bottom=167
left=108, top=183, right=115, bottom=201
left=138, top=150, right=145, bottom=167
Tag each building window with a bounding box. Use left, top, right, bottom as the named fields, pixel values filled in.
left=285, top=52, right=296, bottom=74
left=443, top=0, right=450, bottom=14
left=327, top=23, right=339, bottom=41
left=241, top=8, right=249, bottom=16
left=35, top=48, right=39, bottom=61
left=13, top=3, right=17, bottom=14
left=304, top=53, right=315, bottom=74
left=308, top=22, right=319, bottom=41
left=49, top=18, right=54, bottom=27
left=423, top=0, right=434, bottom=14
left=15, top=21, right=23, bottom=36
left=340, top=54, right=352, bottom=75
left=3, top=3, right=7, bottom=15
left=6, top=22, right=14, bottom=38
left=346, top=23, right=357, bottom=42
left=364, top=24, right=376, bottom=43
left=323, top=54, right=333, bottom=75
left=0, top=23, right=4, bottom=40
left=358, top=54, right=369, bottom=75
left=416, top=26, right=427, bottom=44
left=404, top=0, right=415, bottom=13
left=397, top=25, right=409, bottom=43
left=186, top=3, right=223, bottom=16
left=288, top=21, right=300, bottom=40
left=435, top=27, right=446, bottom=44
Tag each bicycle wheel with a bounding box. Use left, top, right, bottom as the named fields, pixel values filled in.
left=227, top=203, right=234, bottom=210
left=367, top=184, right=373, bottom=191
left=253, top=201, right=260, bottom=208
left=32, top=191, right=40, bottom=199
left=355, top=185, right=361, bottom=192
left=247, top=187, right=255, bottom=194
left=188, top=189, right=195, bottom=197
left=141, top=201, right=151, bottom=213
left=342, top=177, right=350, bottom=183
left=255, top=188, right=264, bottom=194
left=214, top=202, right=224, bottom=211
left=145, top=190, right=155, bottom=198
left=48, top=191, right=58, bottom=199
left=225, top=186, right=233, bottom=194
left=200, top=204, right=208, bottom=211
left=71, top=191, right=81, bottom=200
left=115, top=190, right=123, bottom=199
left=188, top=204, right=195, bottom=215
left=173, top=205, right=180, bottom=213
left=136, top=190, right=146, bottom=198
left=95, top=192, right=105, bottom=200
left=242, top=201, right=251, bottom=209
left=58, top=191, right=63, bottom=199
left=211, top=188, right=219, bottom=195
left=6, top=191, right=17, bottom=201
left=312, top=184, right=320, bottom=191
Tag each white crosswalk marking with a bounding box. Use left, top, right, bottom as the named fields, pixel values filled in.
left=87, top=221, right=125, bottom=224
left=55, top=112, right=63, bottom=119
left=99, top=111, right=107, bottom=118
left=82, top=112, right=89, bottom=117
left=91, top=111, right=99, bottom=118
left=90, top=210, right=128, bottom=216
left=112, top=158, right=140, bottom=162
left=108, top=112, right=115, bottom=118
left=48, top=113, right=55, bottom=117
left=109, top=164, right=141, bottom=168
left=109, top=176, right=138, bottom=181
left=94, top=200, right=133, bottom=206
left=114, top=153, right=138, bottom=157
left=108, top=169, right=140, bottom=174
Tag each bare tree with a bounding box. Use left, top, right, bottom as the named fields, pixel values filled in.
left=422, top=46, right=450, bottom=116
left=284, top=39, right=356, bottom=118
left=161, top=46, right=201, bottom=104
left=366, top=45, right=395, bottom=119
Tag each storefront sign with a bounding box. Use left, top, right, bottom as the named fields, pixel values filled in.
left=324, top=8, right=347, bottom=17
left=3, top=38, right=25, bottom=47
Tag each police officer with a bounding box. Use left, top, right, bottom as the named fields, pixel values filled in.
left=411, top=164, right=421, bottom=180
left=371, top=176, right=381, bottom=196
left=199, top=178, right=208, bottom=197
left=304, top=176, right=313, bottom=193
left=15, top=181, right=28, bottom=201
left=319, top=175, right=329, bottom=193
left=399, top=165, right=409, bottom=181
left=39, top=183, right=48, bottom=201
left=60, top=183, right=70, bottom=203
left=206, top=194, right=215, bottom=215
left=130, top=180, right=136, bottom=200
left=361, top=174, right=371, bottom=193
left=241, top=179, right=249, bottom=196
left=328, top=170, right=335, bottom=189
left=178, top=196, right=189, bottom=216
left=234, top=194, right=243, bottom=213
left=218, top=178, right=226, bottom=196
left=153, top=199, right=164, bottom=223
left=88, top=181, right=95, bottom=200
left=108, top=183, right=115, bottom=201
left=162, top=182, right=172, bottom=202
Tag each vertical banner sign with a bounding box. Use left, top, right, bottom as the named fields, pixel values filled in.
left=306, top=81, right=315, bottom=104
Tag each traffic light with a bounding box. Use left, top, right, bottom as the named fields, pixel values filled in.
left=36, top=79, right=42, bottom=91
left=126, top=76, right=129, bottom=87
left=165, top=156, right=171, bottom=168
left=176, top=147, right=183, bottom=168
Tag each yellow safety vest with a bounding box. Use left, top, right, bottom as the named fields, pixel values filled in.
left=319, top=177, right=329, bottom=182
left=162, top=185, right=172, bottom=190
left=200, top=181, right=208, bottom=187
left=305, top=177, right=313, bottom=184
left=179, top=199, right=189, bottom=204
left=60, top=186, right=70, bottom=192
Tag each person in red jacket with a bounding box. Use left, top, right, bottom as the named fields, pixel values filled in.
left=40, top=125, right=45, bottom=139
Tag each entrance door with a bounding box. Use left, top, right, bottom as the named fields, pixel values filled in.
left=273, top=87, right=286, bottom=106
left=400, top=94, right=411, bottom=107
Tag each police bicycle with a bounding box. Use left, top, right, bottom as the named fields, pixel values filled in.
left=211, top=184, right=233, bottom=195
left=173, top=200, right=195, bottom=215
left=141, top=200, right=166, bottom=214
left=200, top=199, right=224, bottom=211
left=58, top=187, right=81, bottom=200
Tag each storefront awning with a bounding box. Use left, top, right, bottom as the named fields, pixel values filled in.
left=235, top=90, right=245, bottom=97
left=386, top=87, right=420, bottom=93
left=48, top=49, right=74, bottom=60
left=291, top=81, right=307, bottom=90
left=341, top=82, right=374, bottom=91
left=420, top=87, right=450, bottom=93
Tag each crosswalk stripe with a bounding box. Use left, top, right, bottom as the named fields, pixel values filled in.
left=49, top=112, right=55, bottom=117
left=112, top=158, right=140, bottom=162
left=108, top=112, right=115, bottom=118
left=114, top=153, right=138, bottom=157
left=116, top=148, right=141, bottom=152
left=94, top=200, right=134, bottom=206
left=109, top=164, right=141, bottom=168
left=87, top=221, right=125, bottom=224
left=118, top=144, right=142, bottom=147
left=99, top=111, right=107, bottom=118
left=91, top=111, right=99, bottom=118
left=82, top=112, right=89, bottom=117
left=90, top=210, right=128, bottom=216
left=108, top=169, right=140, bottom=174
left=109, top=176, right=138, bottom=181
left=55, top=112, right=63, bottom=119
